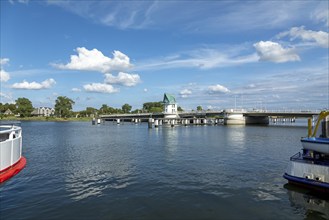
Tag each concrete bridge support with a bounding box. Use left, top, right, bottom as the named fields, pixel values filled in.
left=224, top=113, right=246, bottom=125
left=224, top=113, right=269, bottom=125
left=245, top=116, right=269, bottom=125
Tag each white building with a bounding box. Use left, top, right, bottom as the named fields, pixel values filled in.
left=163, top=93, right=179, bottom=118
left=31, top=107, right=55, bottom=117
left=3, top=109, right=13, bottom=115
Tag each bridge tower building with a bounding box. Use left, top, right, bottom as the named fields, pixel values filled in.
left=163, top=93, right=179, bottom=119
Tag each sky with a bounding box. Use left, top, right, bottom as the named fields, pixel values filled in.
left=0, top=0, right=328, bottom=111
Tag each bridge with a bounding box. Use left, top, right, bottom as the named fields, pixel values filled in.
left=243, top=110, right=320, bottom=118
left=221, top=109, right=320, bottom=125
left=99, top=109, right=321, bottom=125
left=99, top=111, right=226, bottom=120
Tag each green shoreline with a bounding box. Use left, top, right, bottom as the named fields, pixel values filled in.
left=0, top=116, right=92, bottom=122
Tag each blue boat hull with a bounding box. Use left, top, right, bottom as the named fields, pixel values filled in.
left=283, top=173, right=329, bottom=193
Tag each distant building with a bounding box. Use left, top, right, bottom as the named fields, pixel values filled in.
left=4, top=109, right=13, bottom=115
left=31, top=107, right=55, bottom=117
left=163, top=93, right=179, bottom=118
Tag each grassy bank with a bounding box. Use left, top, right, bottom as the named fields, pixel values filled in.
left=0, top=116, right=92, bottom=122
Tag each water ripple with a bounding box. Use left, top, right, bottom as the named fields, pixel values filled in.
left=1, top=122, right=327, bottom=220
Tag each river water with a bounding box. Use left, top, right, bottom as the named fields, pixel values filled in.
left=0, top=121, right=328, bottom=219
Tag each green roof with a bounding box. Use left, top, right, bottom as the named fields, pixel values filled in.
left=163, top=93, right=176, bottom=104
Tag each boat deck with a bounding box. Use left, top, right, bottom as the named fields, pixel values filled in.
left=291, top=152, right=329, bottom=166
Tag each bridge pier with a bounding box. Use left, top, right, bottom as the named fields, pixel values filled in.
left=245, top=116, right=269, bottom=125
left=224, top=112, right=246, bottom=125
left=148, top=118, right=153, bottom=128
left=171, top=119, right=176, bottom=127
left=224, top=112, right=269, bottom=125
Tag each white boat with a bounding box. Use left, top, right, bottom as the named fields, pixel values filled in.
left=0, top=124, right=26, bottom=183
left=301, top=137, right=329, bottom=154
left=283, top=111, right=329, bottom=193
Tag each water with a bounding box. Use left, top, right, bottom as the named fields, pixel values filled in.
left=1, top=121, right=328, bottom=219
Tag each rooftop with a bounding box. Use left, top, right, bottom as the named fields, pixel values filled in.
left=163, top=93, right=176, bottom=104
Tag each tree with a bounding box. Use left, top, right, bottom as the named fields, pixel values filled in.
left=122, top=103, right=132, bottom=113
left=98, top=104, right=124, bottom=114
left=197, top=106, right=203, bottom=111
left=0, top=103, right=17, bottom=118
left=0, top=103, right=4, bottom=113
left=55, top=96, right=75, bottom=118
left=78, top=110, right=87, bottom=117
left=86, top=107, right=97, bottom=117
left=131, top=109, right=142, bottom=114
left=177, top=106, right=184, bottom=112
left=15, top=97, right=33, bottom=117
left=149, top=107, right=163, bottom=113
left=0, top=103, right=16, bottom=113
left=143, top=102, right=163, bottom=112
left=7, top=103, right=16, bottom=112
left=99, top=104, right=109, bottom=114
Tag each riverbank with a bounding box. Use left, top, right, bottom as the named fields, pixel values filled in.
left=0, top=116, right=92, bottom=122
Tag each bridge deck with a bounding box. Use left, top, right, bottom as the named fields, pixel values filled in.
left=243, top=111, right=319, bottom=117
left=100, top=110, right=320, bottom=120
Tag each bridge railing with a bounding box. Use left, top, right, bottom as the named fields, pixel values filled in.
left=251, top=109, right=321, bottom=113
left=100, top=109, right=323, bottom=119
left=100, top=113, right=152, bottom=118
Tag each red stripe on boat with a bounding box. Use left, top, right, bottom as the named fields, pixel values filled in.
left=0, top=157, right=26, bottom=183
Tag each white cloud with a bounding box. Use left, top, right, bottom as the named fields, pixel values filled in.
left=0, top=70, right=10, bottom=82
left=47, top=1, right=154, bottom=30
left=53, top=47, right=132, bottom=73
left=230, top=66, right=329, bottom=109
left=48, top=1, right=318, bottom=33
left=311, top=8, right=329, bottom=27
left=277, top=26, right=329, bottom=48
left=83, top=83, right=119, bottom=93
left=0, top=92, right=13, bottom=101
left=180, top=89, right=192, bottom=98
left=71, top=88, right=81, bottom=92
left=253, top=41, right=300, bottom=63
left=104, top=72, right=141, bottom=86
left=0, top=58, right=10, bottom=82
left=9, top=0, right=29, bottom=4
left=136, top=47, right=258, bottom=71
left=18, top=0, right=29, bottom=3
left=143, top=88, right=148, bottom=92
left=0, top=58, right=9, bottom=65
left=208, top=84, right=230, bottom=94
left=11, top=78, right=56, bottom=90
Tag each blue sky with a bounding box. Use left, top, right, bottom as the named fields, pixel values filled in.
left=1, top=0, right=328, bottom=111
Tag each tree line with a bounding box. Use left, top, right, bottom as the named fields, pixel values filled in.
left=0, top=96, right=185, bottom=118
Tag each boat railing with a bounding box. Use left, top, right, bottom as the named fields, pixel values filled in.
left=290, top=152, right=302, bottom=160
left=0, top=125, right=23, bottom=172
left=290, top=151, right=329, bottom=166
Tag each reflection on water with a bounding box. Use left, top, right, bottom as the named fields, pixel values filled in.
left=226, top=125, right=246, bottom=153
left=284, top=184, right=329, bottom=219
left=53, top=122, right=137, bottom=201
left=252, top=189, right=281, bottom=201
left=162, top=127, right=179, bottom=156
